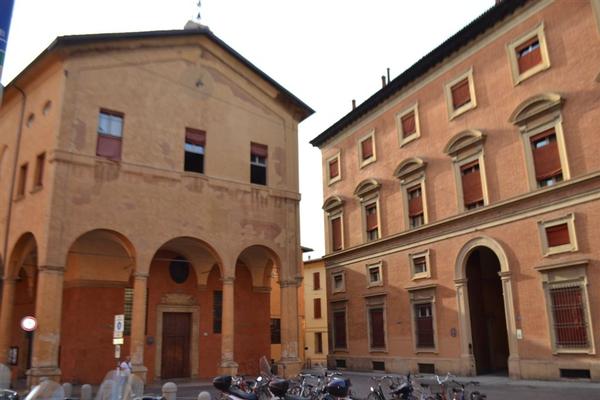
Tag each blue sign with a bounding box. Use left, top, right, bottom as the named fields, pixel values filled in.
left=0, top=0, right=15, bottom=81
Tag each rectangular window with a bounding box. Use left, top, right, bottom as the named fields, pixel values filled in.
left=314, top=298, right=322, bottom=319
left=123, top=288, right=134, bottom=336
left=546, top=223, right=570, bottom=248
left=313, top=272, right=320, bottom=290
left=460, top=161, right=484, bottom=210
left=361, top=136, right=374, bottom=160
left=451, top=78, right=471, bottom=109
left=550, top=285, right=588, bottom=349
left=531, top=129, right=562, bottom=187
left=332, top=272, right=345, bottom=293
left=333, top=310, right=347, bottom=348
left=34, top=153, right=45, bottom=188
left=331, top=216, right=343, bottom=251
left=270, top=318, right=281, bottom=344
left=413, top=256, right=427, bottom=275
left=368, top=266, right=380, bottom=284
left=410, top=250, right=431, bottom=280
left=365, top=203, right=379, bottom=241
left=97, top=110, right=124, bottom=160
left=516, top=37, right=542, bottom=74
left=250, top=142, right=268, bottom=185
left=315, top=332, right=323, bottom=354
left=369, top=307, right=385, bottom=349
left=213, top=290, right=223, bottom=333
left=401, top=112, right=416, bottom=138
left=407, top=184, right=424, bottom=228
left=414, top=302, right=435, bottom=348
left=17, top=163, right=28, bottom=197
left=184, top=128, right=206, bottom=173
left=329, top=158, right=339, bottom=179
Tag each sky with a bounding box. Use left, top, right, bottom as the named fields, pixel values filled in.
left=2, top=0, right=494, bottom=260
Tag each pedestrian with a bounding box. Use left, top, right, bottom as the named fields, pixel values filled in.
left=119, top=355, right=132, bottom=375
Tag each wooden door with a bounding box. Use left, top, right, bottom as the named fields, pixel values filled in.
left=161, top=312, right=191, bottom=379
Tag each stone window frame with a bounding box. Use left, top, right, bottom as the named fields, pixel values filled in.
left=327, top=152, right=342, bottom=185
left=444, top=67, right=477, bottom=120
left=331, top=270, right=346, bottom=294
left=409, top=249, right=431, bottom=280
left=535, top=259, right=595, bottom=355
left=394, top=157, right=429, bottom=230
left=358, top=130, right=377, bottom=169
left=537, top=213, right=578, bottom=257
left=323, top=196, right=345, bottom=253
left=365, top=295, right=388, bottom=353
left=354, top=179, right=382, bottom=243
left=395, top=102, right=421, bottom=147
left=506, top=22, right=551, bottom=86
left=366, top=261, right=384, bottom=288
left=331, top=301, right=349, bottom=351
left=407, top=284, right=438, bottom=354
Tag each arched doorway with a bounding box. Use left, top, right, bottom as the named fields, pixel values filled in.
left=466, top=247, right=509, bottom=374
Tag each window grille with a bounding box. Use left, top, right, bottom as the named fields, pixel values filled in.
left=550, top=284, right=588, bottom=348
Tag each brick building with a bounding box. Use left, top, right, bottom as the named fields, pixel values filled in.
left=303, top=258, right=329, bottom=367
left=311, top=0, right=600, bottom=380
left=0, top=25, right=312, bottom=385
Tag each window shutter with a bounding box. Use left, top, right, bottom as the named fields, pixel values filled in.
left=329, top=158, right=339, bottom=179
left=415, top=303, right=434, bottom=348
left=408, top=186, right=423, bottom=217
left=531, top=130, right=562, bottom=180
left=186, top=128, right=206, bottom=146
left=97, top=135, right=122, bottom=160
left=550, top=286, right=588, bottom=347
left=401, top=112, right=416, bottom=137
left=546, top=223, right=570, bottom=247
left=461, top=161, right=483, bottom=206
left=251, top=142, right=268, bottom=157
left=451, top=78, right=470, bottom=109
left=331, top=217, right=342, bottom=251
left=314, top=299, right=322, bottom=319
left=361, top=137, right=374, bottom=159
left=516, top=37, right=542, bottom=74
left=366, top=206, right=378, bottom=230
left=333, top=311, right=347, bottom=348
left=313, top=272, right=320, bottom=290
left=370, top=308, right=385, bottom=348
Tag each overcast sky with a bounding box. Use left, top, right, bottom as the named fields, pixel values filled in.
left=3, top=0, right=493, bottom=259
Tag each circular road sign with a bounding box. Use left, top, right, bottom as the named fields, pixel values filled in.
left=21, top=316, right=37, bottom=332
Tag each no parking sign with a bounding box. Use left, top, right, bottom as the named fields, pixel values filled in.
left=114, top=314, right=124, bottom=338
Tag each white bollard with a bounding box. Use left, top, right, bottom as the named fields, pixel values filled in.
left=62, top=382, right=73, bottom=398
left=81, top=384, right=93, bottom=400
left=162, top=382, right=178, bottom=400
left=198, top=391, right=211, bottom=400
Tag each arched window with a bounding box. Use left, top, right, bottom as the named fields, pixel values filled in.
left=354, top=179, right=382, bottom=242
left=393, top=157, right=428, bottom=229
left=322, top=196, right=344, bottom=253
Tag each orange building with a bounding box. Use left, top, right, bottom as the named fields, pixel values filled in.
left=0, top=24, right=312, bottom=385
left=311, top=0, right=600, bottom=380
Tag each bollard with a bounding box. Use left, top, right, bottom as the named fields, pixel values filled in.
left=81, top=384, right=93, bottom=400
left=63, top=382, right=73, bottom=399
left=162, top=382, right=177, bottom=400
left=198, top=391, right=211, bottom=400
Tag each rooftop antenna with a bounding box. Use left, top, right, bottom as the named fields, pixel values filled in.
left=184, top=0, right=207, bottom=30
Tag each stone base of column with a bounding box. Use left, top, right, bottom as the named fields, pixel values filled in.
left=459, top=354, right=475, bottom=376
left=132, top=364, right=148, bottom=382
left=26, top=366, right=61, bottom=387
left=277, top=358, right=302, bottom=378
left=508, top=356, right=521, bottom=379
left=218, top=360, right=238, bottom=376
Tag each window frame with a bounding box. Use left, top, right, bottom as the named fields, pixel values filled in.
left=250, top=142, right=268, bottom=186
left=96, top=109, right=124, bottom=161
left=324, top=197, right=345, bottom=253
left=327, top=152, right=342, bottom=185
left=409, top=249, right=431, bottom=280
left=315, top=332, right=324, bottom=354
left=16, top=162, right=28, bottom=199
left=313, top=297, right=322, bottom=319
left=403, top=177, right=428, bottom=230
left=408, top=285, right=438, bottom=353
left=453, top=152, right=489, bottom=212
left=395, top=102, right=421, bottom=147
left=331, top=270, right=346, bottom=294
left=444, top=68, right=477, bottom=120
left=506, top=22, right=551, bottom=86
left=366, top=261, right=383, bottom=288
left=33, top=152, right=45, bottom=190
left=366, top=297, right=387, bottom=352
left=313, top=272, right=321, bottom=291
left=358, top=130, right=377, bottom=168
left=184, top=127, right=206, bottom=175
left=331, top=302, right=348, bottom=351
left=537, top=213, right=578, bottom=256
left=363, top=199, right=381, bottom=242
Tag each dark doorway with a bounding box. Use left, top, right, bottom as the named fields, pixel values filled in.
left=466, top=247, right=509, bottom=375
left=161, top=312, right=191, bottom=379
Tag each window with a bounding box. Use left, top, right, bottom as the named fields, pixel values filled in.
left=270, top=318, right=281, bottom=344
left=123, top=288, right=133, bottom=336
left=369, top=307, right=385, bottom=349
left=327, top=153, right=341, bottom=185
left=530, top=129, right=562, bottom=187
left=407, top=184, right=425, bottom=228
left=358, top=131, right=376, bottom=167
left=414, top=303, right=434, bottom=348
left=315, top=332, right=323, bottom=354
left=444, top=68, right=477, bottom=119
left=324, top=196, right=344, bottom=253
left=394, top=158, right=429, bottom=230
left=331, top=216, right=343, bottom=251
left=507, top=23, right=551, bottom=85
left=354, top=179, right=382, bottom=243
left=332, top=309, right=347, bottom=349
left=213, top=290, right=223, bottom=333
left=409, top=250, right=431, bottom=280
left=366, top=262, right=383, bottom=287
left=538, top=213, right=578, bottom=256
left=365, top=203, right=379, bottom=241
left=332, top=271, right=345, bottom=293
left=396, top=103, right=421, bottom=146
left=250, top=142, right=267, bottom=185
left=409, top=285, right=437, bottom=352
left=184, top=128, right=206, bottom=173
left=17, top=163, right=28, bottom=197
left=97, top=110, right=124, bottom=160
left=313, top=272, right=321, bottom=290
left=460, top=160, right=484, bottom=210
left=33, top=153, right=45, bottom=189
left=314, top=298, right=322, bottom=319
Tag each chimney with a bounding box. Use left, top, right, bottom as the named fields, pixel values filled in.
left=352, top=99, right=356, bottom=110
left=381, top=76, right=386, bottom=88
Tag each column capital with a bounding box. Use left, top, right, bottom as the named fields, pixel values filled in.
left=498, top=270, right=512, bottom=279
left=222, top=276, right=235, bottom=284
left=133, top=272, right=149, bottom=279
left=38, top=265, right=65, bottom=274
left=454, top=278, right=468, bottom=286
left=279, top=279, right=300, bottom=288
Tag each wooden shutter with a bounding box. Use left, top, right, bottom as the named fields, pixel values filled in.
left=331, top=217, right=342, bottom=251
left=461, top=161, right=483, bottom=206
left=329, top=158, right=339, bottom=179
left=361, top=136, right=373, bottom=159
left=451, top=78, right=470, bottom=109
left=550, top=286, right=588, bottom=347
left=531, top=130, right=562, bottom=181
left=516, top=37, right=542, bottom=74
left=313, top=272, right=320, bottom=290
left=415, top=303, right=434, bottom=348
left=333, top=311, right=347, bottom=348
left=370, top=308, right=385, bottom=348
left=546, top=223, right=570, bottom=247
left=314, top=299, right=322, bottom=319
left=366, top=205, right=378, bottom=230
left=401, top=112, right=416, bottom=137
left=97, top=134, right=122, bottom=160
left=186, top=128, right=206, bottom=146
left=251, top=142, right=268, bottom=157
left=408, top=185, right=423, bottom=217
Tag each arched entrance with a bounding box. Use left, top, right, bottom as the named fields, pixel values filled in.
left=466, top=247, right=509, bottom=374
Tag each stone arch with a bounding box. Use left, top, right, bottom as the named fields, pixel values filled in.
left=453, top=236, right=520, bottom=378
left=353, top=178, right=381, bottom=198
left=235, top=244, right=282, bottom=288
left=443, top=129, right=486, bottom=157
left=393, top=157, right=427, bottom=180
left=7, top=232, right=38, bottom=279
left=509, top=92, right=563, bottom=125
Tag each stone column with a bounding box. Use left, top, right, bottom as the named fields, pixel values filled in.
left=27, top=265, right=64, bottom=385
left=454, top=278, right=475, bottom=376
left=218, top=276, right=237, bottom=375
left=130, top=272, right=148, bottom=381
left=278, top=278, right=301, bottom=377
left=499, top=271, right=521, bottom=379
left=0, top=277, right=16, bottom=364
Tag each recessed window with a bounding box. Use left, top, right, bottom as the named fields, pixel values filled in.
left=33, top=153, right=45, bottom=189
left=444, top=69, right=477, bottom=119
left=250, top=142, right=268, bottom=185
left=414, top=302, right=435, bottom=349
left=410, top=250, right=431, bottom=280
left=530, top=129, right=563, bottom=187
left=332, top=271, right=345, bottom=293
left=270, top=318, right=281, bottom=344
left=396, top=104, right=421, bottom=147
left=369, top=306, right=386, bottom=349
left=507, top=23, right=551, bottom=85
left=365, top=203, right=379, bottom=241
left=366, top=262, right=383, bottom=287
left=184, top=128, right=206, bottom=174
left=26, top=113, right=35, bottom=128
left=331, top=215, right=343, bottom=251
left=327, top=153, right=341, bottom=185
left=358, top=131, right=376, bottom=167
left=42, top=100, right=52, bottom=116
left=313, top=272, right=321, bottom=290
left=538, top=214, right=578, bottom=256
left=17, top=163, right=28, bottom=198
left=516, top=37, right=541, bottom=74
left=407, top=184, right=425, bottom=228
left=213, top=290, right=222, bottom=333
left=460, top=160, right=484, bottom=210
left=97, top=110, right=124, bottom=160
left=451, top=78, right=470, bottom=109
left=323, top=196, right=345, bottom=253
left=169, top=257, right=190, bottom=284
left=313, top=298, right=322, bottom=319
left=123, top=288, right=134, bottom=336
left=315, top=332, right=323, bottom=354
left=333, top=308, right=347, bottom=349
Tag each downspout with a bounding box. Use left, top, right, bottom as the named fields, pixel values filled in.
left=1, top=85, right=26, bottom=278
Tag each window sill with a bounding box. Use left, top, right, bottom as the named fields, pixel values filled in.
left=411, top=273, right=431, bottom=281
left=328, top=176, right=341, bottom=186
left=414, top=349, right=438, bottom=355
left=30, top=185, right=43, bottom=194
left=400, top=133, right=420, bottom=148
left=360, top=157, right=376, bottom=169
left=368, top=348, right=388, bottom=354
left=449, top=102, right=476, bottom=121
left=513, top=63, right=550, bottom=86
left=182, top=171, right=207, bottom=179
left=543, top=245, right=578, bottom=257
left=367, top=282, right=384, bottom=288
left=552, top=348, right=595, bottom=355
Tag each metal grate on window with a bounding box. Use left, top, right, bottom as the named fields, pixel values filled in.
left=124, top=288, right=134, bottom=336
left=549, top=284, right=588, bottom=348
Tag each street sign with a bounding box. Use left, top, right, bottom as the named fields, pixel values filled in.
left=114, top=314, right=124, bottom=338
left=113, top=338, right=124, bottom=345
left=20, top=316, right=37, bottom=332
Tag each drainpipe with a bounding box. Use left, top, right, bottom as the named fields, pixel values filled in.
left=2, top=85, right=26, bottom=279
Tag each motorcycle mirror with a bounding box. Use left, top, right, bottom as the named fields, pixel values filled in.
left=257, top=376, right=263, bottom=382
